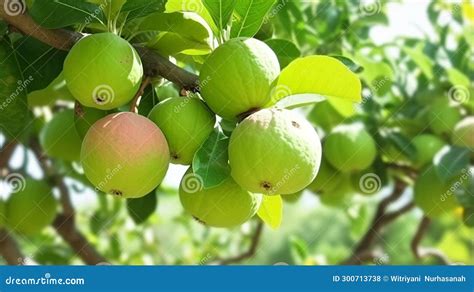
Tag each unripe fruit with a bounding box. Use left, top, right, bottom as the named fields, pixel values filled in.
left=40, top=109, right=82, bottom=161
left=229, top=109, right=321, bottom=195
left=414, top=167, right=459, bottom=218
left=427, top=99, right=461, bottom=135
left=323, top=123, right=377, bottom=173
left=308, top=158, right=343, bottom=193
left=6, top=179, right=57, bottom=235
left=81, top=112, right=169, bottom=198
left=179, top=168, right=262, bottom=228
left=199, top=38, right=280, bottom=120
left=64, top=33, right=143, bottom=110
left=318, top=175, right=353, bottom=207
left=412, top=134, right=445, bottom=168
left=74, top=106, right=109, bottom=139
left=452, top=116, right=474, bottom=150
left=148, top=97, right=215, bottom=165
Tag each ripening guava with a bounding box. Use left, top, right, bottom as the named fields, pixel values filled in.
left=427, top=99, right=461, bottom=135
left=64, top=33, right=143, bottom=110
left=412, top=134, right=445, bottom=168
left=80, top=112, right=170, bottom=198
left=308, top=158, right=343, bottom=193
left=179, top=168, right=262, bottom=228
left=199, top=38, right=280, bottom=120
left=74, top=106, right=109, bottom=139
left=414, top=167, right=459, bottom=218
left=148, top=97, right=215, bottom=165
left=39, top=109, right=82, bottom=161
left=6, top=179, right=57, bottom=235
left=229, top=109, right=321, bottom=195
left=323, top=123, right=377, bottom=173
left=452, top=116, right=474, bottom=150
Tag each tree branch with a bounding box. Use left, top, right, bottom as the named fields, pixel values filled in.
left=411, top=216, right=451, bottom=265
left=0, top=229, right=24, bottom=265
left=215, top=221, right=264, bottom=265
left=0, top=139, right=18, bottom=170
left=0, top=2, right=199, bottom=90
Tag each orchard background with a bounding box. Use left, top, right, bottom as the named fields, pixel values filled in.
left=0, top=0, right=473, bottom=265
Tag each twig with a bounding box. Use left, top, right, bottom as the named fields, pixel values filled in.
left=129, top=76, right=151, bottom=113
left=215, top=221, right=264, bottom=265
left=0, top=2, right=199, bottom=90
left=411, top=216, right=450, bottom=265
left=0, top=229, right=24, bottom=265
left=0, top=139, right=18, bottom=169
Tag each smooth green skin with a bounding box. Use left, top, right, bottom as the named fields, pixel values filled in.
left=81, top=112, right=170, bottom=198
left=229, top=109, right=322, bottom=195
left=74, top=106, right=109, bottom=139
left=452, top=116, right=474, bottom=150
left=199, top=38, right=280, bottom=120
left=427, top=100, right=461, bottom=135
left=318, top=175, right=353, bottom=207
left=412, top=134, right=445, bottom=168
left=6, top=179, right=57, bottom=235
left=39, top=109, right=82, bottom=161
left=308, top=158, right=343, bottom=193
left=156, top=83, right=179, bottom=100
left=323, top=123, right=377, bottom=173
left=414, top=167, right=459, bottom=218
left=179, top=168, right=262, bottom=228
left=148, top=97, right=215, bottom=165
left=64, top=33, right=143, bottom=110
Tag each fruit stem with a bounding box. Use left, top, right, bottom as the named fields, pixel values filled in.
left=129, top=77, right=152, bottom=113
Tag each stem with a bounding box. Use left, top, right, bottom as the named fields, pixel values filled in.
left=129, top=76, right=151, bottom=113
left=0, top=139, right=18, bottom=169
left=411, top=216, right=450, bottom=265
left=0, top=230, right=24, bottom=265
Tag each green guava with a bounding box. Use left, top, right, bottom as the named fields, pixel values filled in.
left=427, top=99, right=461, bottom=135
left=156, top=82, right=179, bottom=99
left=80, top=112, right=170, bottom=198
left=318, top=175, right=354, bottom=207
left=452, top=116, right=474, bottom=150
left=323, top=123, right=377, bottom=173
left=148, top=97, right=215, bottom=165
left=74, top=106, right=109, bottom=139
left=64, top=33, right=143, bottom=110
left=229, top=109, right=321, bottom=195
left=412, top=134, right=445, bottom=168
left=179, top=168, right=262, bottom=228
left=308, top=100, right=344, bottom=132
left=39, top=109, right=82, bottom=161
left=414, top=167, right=460, bottom=218
left=308, top=158, right=343, bottom=193
left=199, top=38, right=280, bottom=120
left=6, top=179, right=57, bottom=235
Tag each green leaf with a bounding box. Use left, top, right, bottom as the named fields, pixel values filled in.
left=403, top=44, right=434, bottom=79
left=202, top=0, right=236, bottom=33
left=30, top=0, right=106, bottom=29
left=275, top=94, right=325, bottom=109
left=330, top=55, right=364, bottom=74
left=0, top=39, right=29, bottom=139
left=446, top=68, right=470, bottom=87
left=384, top=131, right=417, bottom=160
left=352, top=53, right=393, bottom=96
left=289, top=236, right=309, bottom=263
left=126, top=190, right=158, bottom=225
left=27, top=71, right=75, bottom=107
left=166, top=0, right=217, bottom=33
left=257, top=195, right=282, bottom=230
left=230, top=0, right=276, bottom=38
left=433, top=146, right=470, bottom=183
left=192, top=128, right=230, bottom=189
left=272, top=55, right=362, bottom=116
left=265, top=39, right=301, bottom=69
left=121, top=0, right=166, bottom=20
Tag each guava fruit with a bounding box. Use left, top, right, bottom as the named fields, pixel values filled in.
left=414, top=167, right=460, bottom=218
left=148, top=97, right=215, bottom=165
left=64, top=33, right=143, bottom=110
left=80, top=112, right=170, bottom=198
left=427, top=99, right=461, bottom=135
left=229, top=109, right=321, bottom=195
left=323, top=123, right=377, bottom=173
left=308, top=158, right=343, bottom=193
left=39, top=109, right=82, bottom=161
left=6, top=179, right=57, bottom=235
left=308, top=100, right=344, bottom=132
left=199, top=38, right=280, bottom=120
left=412, top=134, right=445, bottom=168
left=179, top=168, right=262, bottom=228
left=74, top=106, right=109, bottom=139
left=452, top=116, right=474, bottom=150
left=318, top=175, right=354, bottom=207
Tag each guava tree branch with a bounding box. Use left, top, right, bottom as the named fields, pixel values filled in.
left=0, top=139, right=18, bottom=169
left=30, top=139, right=107, bottom=265
left=410, top=216, right=450, bottom=265
left=342, top=180, right=415, bottom=265
left=0, top=2, right=199, bottom=90
left=0, top=230, right=24, bottom=265
left=215, top=221, right=264, bottom=265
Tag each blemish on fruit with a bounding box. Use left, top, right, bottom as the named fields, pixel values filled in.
left=110, top=189, right=123, bottom=197
left=192, top=216, right=206, bottom=225
left=291, top=121, right=300, bottom=128
left=261, top=181, right=272, bottom=191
